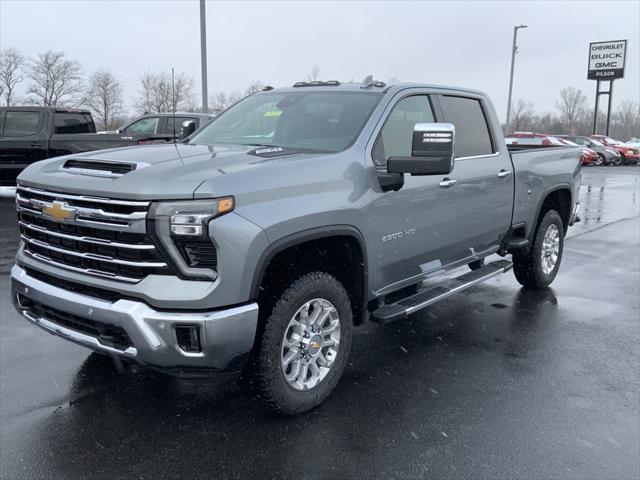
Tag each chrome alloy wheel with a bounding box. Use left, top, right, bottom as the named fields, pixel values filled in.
left=281, top=298, right=341, bottom=391
left=540, top=224, right=560, bottom=275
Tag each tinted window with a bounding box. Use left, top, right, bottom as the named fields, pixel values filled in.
left=373, top=95, right=435, bottom=167
left=191, top=91, right=381, bottom=153
left=3, top=111, right=42, bottom=137
left=124, top=117, right=159, bottom=134
left=439, top=96, right=494, bottom=158
left=166, top=117, right=198, bottom=135
left=54, top=112, right=95, bottom=134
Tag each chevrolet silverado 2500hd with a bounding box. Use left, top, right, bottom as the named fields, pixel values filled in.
left=11, top=80, right=581, bottom=414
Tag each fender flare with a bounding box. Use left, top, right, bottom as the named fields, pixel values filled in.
left=529, top=184, right=573, bottom=241
left=249, top=225, right=369, bottom=321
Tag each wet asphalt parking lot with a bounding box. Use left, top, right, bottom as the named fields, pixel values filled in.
left=1, top=166, right=639, bottom=480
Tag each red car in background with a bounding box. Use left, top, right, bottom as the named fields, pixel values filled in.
left=505, top=133, right=597, bottom=165
left=590, top=135, right=640, bottom=164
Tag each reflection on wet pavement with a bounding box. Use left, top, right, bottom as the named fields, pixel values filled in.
left=570, top=166, right=640, bottom=238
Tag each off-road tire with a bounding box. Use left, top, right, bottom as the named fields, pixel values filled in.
left=243, top=272, right=353, bottom=415
left=513, top=209, right=564, bottom=289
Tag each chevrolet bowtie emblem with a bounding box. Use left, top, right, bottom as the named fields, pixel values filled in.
left=43, top=201, right=76, bottom=222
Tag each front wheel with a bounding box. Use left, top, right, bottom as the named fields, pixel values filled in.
left=594, top=154, right=605, bottom=166
left=513, top=209, right=564, bottom=289
left=243, top=272, right=353, bottom=415
left=612, top=155, right=623, bottom=166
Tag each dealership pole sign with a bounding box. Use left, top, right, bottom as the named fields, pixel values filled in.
left=589, top=40, right=627, bottom=135
left=588, top=40, right=627, bottom=80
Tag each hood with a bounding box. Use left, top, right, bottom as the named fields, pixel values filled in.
left=17, top=143, right=312, bottom=200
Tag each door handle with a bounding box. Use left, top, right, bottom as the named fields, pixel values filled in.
left=29, top=142, right=42, bottom=147
left=497, top=170, right=512, bottom=178
left=439, top=178, right=457, bottom=188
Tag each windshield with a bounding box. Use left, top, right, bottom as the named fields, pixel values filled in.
left=604, top=137, right=622, bottom=145
left=190, top=91, right=381, bottom=152
left=590, top=138, right=604, bottom=147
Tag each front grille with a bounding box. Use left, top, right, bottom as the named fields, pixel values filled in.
left=16, top=186, right=171, bottom=282
left=17, top=293, right=133, bottom=351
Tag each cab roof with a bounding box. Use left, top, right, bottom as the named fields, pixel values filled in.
left=263, top=80, right=487, bottom=98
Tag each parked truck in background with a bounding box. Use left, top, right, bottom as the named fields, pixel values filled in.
left=0, top=107, right=208, bottom=188
left=11, top=80, right=581, bottom=414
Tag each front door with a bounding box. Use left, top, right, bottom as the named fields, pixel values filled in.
left=367, top=93, right=467, bottom=295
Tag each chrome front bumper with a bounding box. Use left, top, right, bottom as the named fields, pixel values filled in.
left=11, top=265, right=258, bottom=372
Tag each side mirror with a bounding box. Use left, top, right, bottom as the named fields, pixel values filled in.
left=387, top=123, right=455, bottom=175
left=181, top=120, right=196, bottom=138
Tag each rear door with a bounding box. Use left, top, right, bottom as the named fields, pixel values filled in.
left=436, top=94, right=514, bottom=254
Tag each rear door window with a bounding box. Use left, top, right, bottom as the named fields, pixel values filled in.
left=124, top=117, right=159, bottom=134
left=54, top=112, right=95, bottom=134
left=439, top=96, right=494, bottom=158
left=166, top=116, right=198, bottom=135
left=2, top=110, right=42, bottom=137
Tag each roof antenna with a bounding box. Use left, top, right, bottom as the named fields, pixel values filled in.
left=171, top=67, right=176, bottom=142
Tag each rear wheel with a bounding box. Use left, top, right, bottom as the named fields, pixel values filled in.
left=513, top=209, right=564, bottom=289
left=243, top=272, right=353, bottom=415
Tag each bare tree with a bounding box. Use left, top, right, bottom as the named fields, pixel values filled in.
left=135, top=71, right=194, bottom=114
left=244, top=80, right=265, bottom=96
left=305, top=66, right=321, bottom=82
left=0, top=48, right=25, bottom=106
left=85, top=69, right=124, bottom=130
left=26, top=50, right=83, bottom=106
left=209, top=90, right=242, bottom=113
left=613, top=100, right=640, bottom=140
left=510, top=99, right=537, bottom=132
left=555, top=86, right=587, bottom=134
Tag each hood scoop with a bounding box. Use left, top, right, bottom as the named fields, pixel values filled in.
left=61, top=158, right=146, bottom=178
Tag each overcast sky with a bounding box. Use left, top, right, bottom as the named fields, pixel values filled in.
left=1, top=0, right=638, bottom=120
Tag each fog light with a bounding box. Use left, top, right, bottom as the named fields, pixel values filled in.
left=175, top=325, right=202, bottom=353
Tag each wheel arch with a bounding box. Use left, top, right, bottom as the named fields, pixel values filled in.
left=530, top=185, right=573, bottom=240
left=250, top=225, right=369, bottom=325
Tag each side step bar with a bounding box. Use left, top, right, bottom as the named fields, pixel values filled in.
left=371, top=259, right=513, bottom=324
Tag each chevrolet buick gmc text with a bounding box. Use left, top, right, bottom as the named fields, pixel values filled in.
left=11, top=81, right=581, bottom=414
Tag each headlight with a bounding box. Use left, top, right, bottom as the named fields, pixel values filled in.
left=148, top=197, right=234, bottom=280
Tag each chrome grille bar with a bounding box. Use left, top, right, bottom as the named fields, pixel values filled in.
left=21, top=235, right=167, bottom=268
left=19, top=221, right=156, bottom=250
left=16, top=193, right=146, bottom=223
left=22, top=250, right=141, bottom=283
left=16, top=185, right=150, bottom=207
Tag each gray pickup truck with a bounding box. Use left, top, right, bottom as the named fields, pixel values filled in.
left=11, top=80, right=581, bottom=414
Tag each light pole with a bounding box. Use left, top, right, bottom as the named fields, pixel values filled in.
left=505, top=24, right=528, bottom=131
left=200, top=0, right=208, bottom=113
